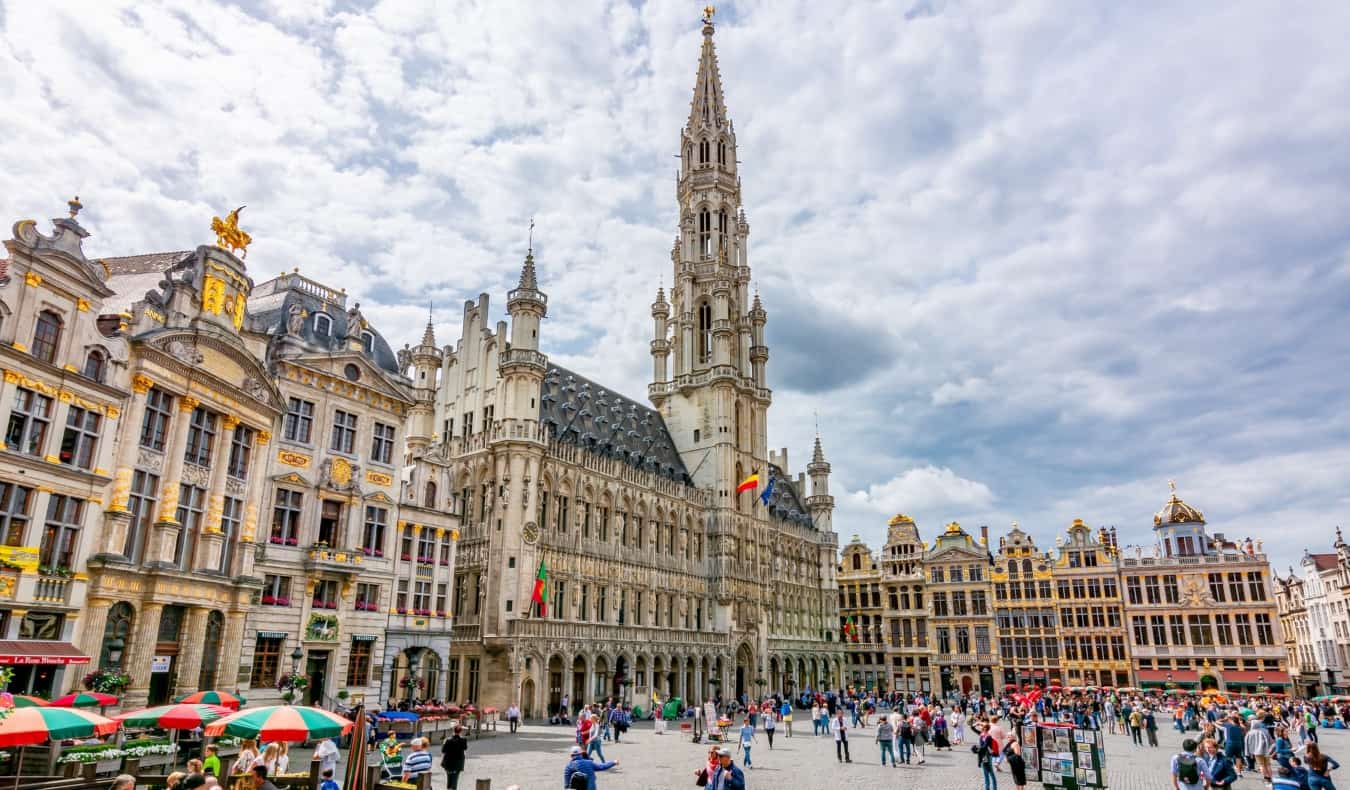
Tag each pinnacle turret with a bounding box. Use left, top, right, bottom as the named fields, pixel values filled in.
left=517, top=252, right=539, bottom=291
left=811, top=434, right=826, bottom=466
left=687, top=10, right=729, bottom=133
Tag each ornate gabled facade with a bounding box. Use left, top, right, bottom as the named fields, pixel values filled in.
left=926, top=522, right=996, bottom=695
left=87, top=238, right=284, bottom=708
left=1120, top=483, right=1287, bottom=694
left=413, top=13, right=842, bottom=716
left=1050, top=519, right=1127, bottom=687
left=881, top=514, right=931, bottom=694
left=992, top=524, right=1058, bottom=689
left=0, top=202, right=125, bottom=694
left=1275, top=568, right=1315, bottom=696
left=837, top=536, right=882, bottom=689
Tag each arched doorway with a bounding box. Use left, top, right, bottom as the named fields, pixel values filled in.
left=1200, top=673, right=1219, bottom=692
left=547, top=655, right=564, bottom=715
left=100, top=602, right=135, bottom=671
left=613, top=656, right=629, bottom=699
left=735, top=644, right=752, bottom=702
left=571, top=656, right=587, bottom=709
left=520, top=677, right=536, bottom=719
left=197, top=610, right=224, bottom=691
left=594, top=656, right=610, bottom=701
left=653, top=657, right=666, bottom=698
left=150, top=604, right=186, bottom=704
left=961, top=674, right=974, bottom=695
left=420, top=651, right=443, bottom=701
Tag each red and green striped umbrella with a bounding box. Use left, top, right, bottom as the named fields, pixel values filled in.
left=343, top=707, right=368, bottom=790
left=175, top=691, right=246, bottom=710
left=1, top=695, right=50, bottom=708
left=49, top=692, right=119, bottom=708
left=0, top=707, right=119, bottom=747
left=114, top=703, right=232, bottom=730
left=203, top=705, right=353, bottom=741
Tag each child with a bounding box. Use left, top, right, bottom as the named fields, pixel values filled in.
left=319, top=768, right=339, bottom=790
left=203, top=746, right=222, bottom=779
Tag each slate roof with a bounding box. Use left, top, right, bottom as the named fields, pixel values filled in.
left=101, top=251, right=194, bottom=275
left=103, top=251, right=195, bottom=314
left=540, top=364, right=690, bottom=484
left=249, top=275, right=404, bottom=377
left=763, top=463, right=813, bottom=527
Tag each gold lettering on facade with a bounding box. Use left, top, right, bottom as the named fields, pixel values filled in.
left=278, top=450, right=311, bottom=468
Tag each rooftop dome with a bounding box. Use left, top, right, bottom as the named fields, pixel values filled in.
left=1154, top=480, right=1205, bottom=526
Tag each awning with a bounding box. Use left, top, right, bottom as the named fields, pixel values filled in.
left=1223, top=670, right=1291, bottom=685
left=1137, top=669, right=1199, bottom=686
left=0, top=640, right=91, bottom=665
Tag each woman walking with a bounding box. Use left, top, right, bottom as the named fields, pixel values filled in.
left=876, top=718, right=896, bottom=767
left=763, top=708, right=776, bottom=749
left=975, top=725, right=998, bottom=790
left=1006, top=733, right=1027, bottom=790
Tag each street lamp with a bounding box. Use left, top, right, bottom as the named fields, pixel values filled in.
left=291, top=647, right=305, bottom=675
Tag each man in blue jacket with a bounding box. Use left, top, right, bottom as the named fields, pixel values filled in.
left=563, top=745, right=617, bottom=790
left=709, top=747, right=746, bottom=790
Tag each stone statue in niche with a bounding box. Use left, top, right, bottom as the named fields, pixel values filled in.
left=166, top=340, right=204, bottom=365
left=286, top=303, right=305, bottom=335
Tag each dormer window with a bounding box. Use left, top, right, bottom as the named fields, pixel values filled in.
left=32, top=310, right=62, bottom=363
left=361, top=330, right=374, bottom=354
left=83, top=349, right=107, bottom=383
left=313, top=313, right=332, bottom=336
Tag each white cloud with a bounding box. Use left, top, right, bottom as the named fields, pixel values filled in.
left=849, top=466, right=996, bottom=516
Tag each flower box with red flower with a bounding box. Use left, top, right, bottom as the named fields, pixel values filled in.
left=277, top=597, right=291, bottom=606
left=361, top=547, right=373, bottom=556
left=325, top=601, right=338, bottom=609
left=435, top=611, right=447, bottom=618
left=270, top=536, right=284, bottom=545
left=285, top=537, right=298, bottom=546
left=397, top=607, right=407, bottom=614
left=374, top=549, right=384, bottom=557
left=262, top=594, right=277, bottom=605
left=400, top=553, right=412, bottom=561
left=417, top=608, right=432, bottom=616
left=417, top=556, right=433, bottom=565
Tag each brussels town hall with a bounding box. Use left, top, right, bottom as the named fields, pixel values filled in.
left=411, top=13, right=844, bottom=714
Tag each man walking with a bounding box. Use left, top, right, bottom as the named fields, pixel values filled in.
left=831, top=709, right=852, bottom=763
left=506, top=703, right=520, bottom=734
left=440, top=726, right=467, bottom=790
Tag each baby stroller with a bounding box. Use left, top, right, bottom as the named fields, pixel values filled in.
left=378, top=743, right=403, bottom=781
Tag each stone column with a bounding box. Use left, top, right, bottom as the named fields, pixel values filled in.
left=150, top=396, right=199, bottom=565
left=220, top=606, right=249, bottom=692
left=235, top=431, right=270, bottom=577
left=694, top=660, right=704, bottom=704
left=173, top=607, right=209, bottom=696
left=125, top=602, right=164, bottom=708
left=102, top=375, right=153, bottom=557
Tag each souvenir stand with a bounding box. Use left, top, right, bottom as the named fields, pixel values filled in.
left=1021, top=721, right=1107, bottom=789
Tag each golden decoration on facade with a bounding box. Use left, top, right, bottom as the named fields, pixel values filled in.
left=277, top=450, right=311, bottom=468
left=887, top=514, right=914, bottom=526
left=703, top=4, right=715, bottom=23
left=366, top=470, right=393, bottom=487
left=179, top=396, right=201, bottom=412
left=201, top=275, right=227, bottom=315
left=210, top=206, right=252, bottom=258
left=257, top=430, right=271, bottom=445
left=944, top=521, right=962, bottom=535
left=24, top=272, right=41, bottom=288
left=76, top=298, right=91, bottom=312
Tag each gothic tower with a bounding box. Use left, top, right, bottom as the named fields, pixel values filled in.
left=653, top=10, right=769, bottom=508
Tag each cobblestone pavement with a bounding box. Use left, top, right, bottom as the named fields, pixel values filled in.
left=402, top=718, right=1350, bottom=790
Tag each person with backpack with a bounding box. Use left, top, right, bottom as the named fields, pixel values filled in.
left=1172, top=738, right=1204, bottom=790
left=897, top=714, right=915, bottom=764
left=1129, top=708, right=1145, bottom=747
left=562, top=744, right=617, bottom=790
left=974, top=724, right=998, bottom=790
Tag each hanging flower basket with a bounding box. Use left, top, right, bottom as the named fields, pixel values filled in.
left=276, top=673, right=309, bottom=693
left=82, top=669, right=132, bottom=694
left=400, top=676, right=425, bottom=693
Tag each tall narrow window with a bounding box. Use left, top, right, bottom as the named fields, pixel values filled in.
left=0, top=482, right=33, bottom=547
left=140, top=388, right=173, bottom=451
left=317, top=500, right=342, bottom=546
left=184, top=407, right=217, bottom=466
left=124, top=471, right=159, bottom=561
left=313, top=313, right=332, bottom=336
left=370, top=422, right=395, bottom=465
left=698, top=301, right=712, bottom=362
left=283, top=398, right=314, bottom=443
left=270, top=489, right=302, bottom=545
left=362, top=506, right=387, bottom=557
left=699, top=209, right=712, bottom=257
left=330, top=410, right=357, bottom=454
left=39, top=495, right=83, bottom=571
left=6, top=388, right=53, bottom=457
left=227, top=425, right=254, bottom=479
left=174, top=484, right=206, bottom=569
left=31, top=310, right=62, bottom=363
left=219, top=497, right=242, bottom=574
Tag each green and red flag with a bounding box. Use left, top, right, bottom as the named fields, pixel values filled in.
left=842, top=615, right=858, bottom=642
left=531, top=558, right=549, bottom=617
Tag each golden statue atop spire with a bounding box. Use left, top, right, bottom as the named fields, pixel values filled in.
left=703, top=4, right=715, bottom=24
left=211, top=205, right=252, bottom=259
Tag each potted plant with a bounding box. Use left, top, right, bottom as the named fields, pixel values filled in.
left=82, top=668, right=131, bottom=694
left=337, top=689, right=349, bottom=701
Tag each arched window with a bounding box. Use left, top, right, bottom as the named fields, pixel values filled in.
left=1008, top=561, right=1019, bottom=578
left=424, top=481, right=437, bottom=509
left=83, top=349, right=107, bottom=382
left=734, top=462, right=744, bottom=512
left=852, top=553, right=861, bottom=571
left=313, top=313, right=332, bottom=336
left=99, top=602, right=135, bottom=670
left=32, top=310, right=62, bottom=363
left=698, top=301, right=712, bottom=363
left=361, top=330, right=374, bottom=354
left=198, top=610, right=224, bottom=691
left=1022, top=558, right=1033, bottom=575
left=684, top=144, right=692, bottom=171
left=698, top=209, right=712, bottom=257
left=718, top=140, right=726, bottom=164
left=700, top=139, right=710, bottom=164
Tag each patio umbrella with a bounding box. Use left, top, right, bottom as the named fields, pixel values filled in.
left=114, top=703, right=232, bottom=729
left=0, top=695, right=49, bottom=708
left=49, top=692, right=119, bottom=708
left=175, top=691, right=247, bottom=710
left=343, top=707, right=368, bottom=790
left=0, top=707, right=119, bottom=747
left=204, top=705, right=353, bottom=742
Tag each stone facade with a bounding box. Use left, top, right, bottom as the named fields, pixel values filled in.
left=991, top=526, right=1058, bottom=689
left=0, top=205, right=120, bottom=695
left=837, top=537, right=883, bottom=689
left=413, top=17, right=843, bottom=716
left=927, top=522, right=997, bottom=696
left=1275, top=530, right=1350, bottom=696
left=880, top=515, right=932, bottom=694
left=1051, top=520, right=1130, bottom=687
left=1120, top=484, right=1287, bottom=694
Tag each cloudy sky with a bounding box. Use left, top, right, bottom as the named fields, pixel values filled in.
left=3, top=0, right=1350, bottom=573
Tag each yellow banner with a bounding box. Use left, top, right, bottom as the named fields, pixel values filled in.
left=0, top=546, right=40, bottom=573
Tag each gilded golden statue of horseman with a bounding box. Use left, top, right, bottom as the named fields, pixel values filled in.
left=211, top=205, right=252, bottom=258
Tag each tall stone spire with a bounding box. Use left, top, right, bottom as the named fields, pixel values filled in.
left=688, top=7, right=730, bottom=134
left=517, top=251, right=539, bottom=291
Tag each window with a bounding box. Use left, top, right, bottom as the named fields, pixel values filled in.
left=39, top=495, right=83, bottom=571
left=140, top=388, right=173, bottom=450
left=1256, top=613, right=1274, bottom=644
left=598, top=586, right=608, bottom=623
left=354, top=582, right=380, bottom=611
left=227, top=425, right=254, bottom=478
left=955, top=626, right=970, bottom=653
left=360, top=331, right=374, bottom=354
left=467, top=658, right=480, bottom=702
left=698, top=301, right=712, bottom=361
left=1235, top=614, right=1254, bottom=645
left=31, top=310, right=62, bottom=362
left=1132, top=616, right=1149, bottom=645
left=314, top=580, right=339, bottom=609
left=1144, top=576, right=1161, bottom=604
left=446, top=657, right=460, bottom=700
left=1189, top=615, right=1214, bottom=646
left=1215, top=614, right=1233, bottom=646
left=362, top=506, right=387, bottom=556
left=439, top=532, right=451, bottom=566
left=174, top=484, right=205, bottom=568
left=124, top=470, right=158, bottom=561
left=6, top=388, right=53, bottom=457
left=220, top=496, right=242, bottom=574
left=950, top=566, right=964, bottom=583
left=413, top=581, right=432, bottom=615
left=453, top=575, right=467, bottom=617
left=400, top=525, right=414, bottom=560
left=1126, top=576, right=1142, bottom=605
left=1169, top=614, right=1187, bottom=645
left=283, top=398, right=314, bottom=443
left=1249, top=572, right=1268, bottom=602
left=308, top=500, right=339, bottom=548
left=261, top=575, right=292, bottom=606
left=250, top=636, right=283, bottom=687
left=83, top=349, right=107, bottom=382
left=930, top=566, right=945, bottom=583
left=396, top=580, right=409, bottom=612
left=0, top=482, right=33, bottom=546
left=436, top=583, right=448, bottom=615
left=346, top=638, right=373, bottom=686
left=1208, top=572, right=1226, bottom=603
left=1163, top=575, right=1180, bottom=604
left=57, top=406, right=100, bottom=469
left=1151, top=615, right=1167, bottom=645
left=270, top=489, right=302, bottom=545
left=553, top=580, right=567, bottom=620
left=330, top=410, right=357, bottom=454
left=931, top=592, right=948, bottom=617
left=1228, top=573, right=1246, bottom=602
left=184, top=407, right=217, bottom=466
left=343, top=363, right=361, bottom=382
left=370, top=422, right=395, bottom=465
left=417, top=528, right=435, bottom=564
left=313, top=313, right=332, bottom=336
